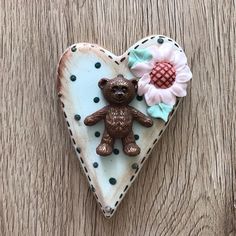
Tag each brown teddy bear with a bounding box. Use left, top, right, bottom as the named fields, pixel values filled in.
left=84, top=74, right=153, bottom=156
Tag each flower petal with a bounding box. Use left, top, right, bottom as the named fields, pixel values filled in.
left=158, top=89, right=177, bottom=105
left=137, top=74, right=151, bottom=96
left=144, top=85, right=162, bottom=106
left=170, top=82, right=188, bottom=97
left=175, top=65, right=192, bottom=83
left=154, top=43, right=175, bottom=62
left=146, top=45, right=160, bottom=63
left=130, top=62, right=153, bottom=77
left=172, top=51, right=188, bottom=70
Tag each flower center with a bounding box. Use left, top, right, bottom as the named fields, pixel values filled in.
left=149, top=62, right=176, bottom=89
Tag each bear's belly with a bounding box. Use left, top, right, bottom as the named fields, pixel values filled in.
left=105, top=108, right=132, bottom=138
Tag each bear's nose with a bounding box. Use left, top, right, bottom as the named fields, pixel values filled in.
left=116, top=91, right=124, bottom=98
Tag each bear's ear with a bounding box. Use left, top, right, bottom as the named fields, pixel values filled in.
left=98, top=78, right=108, bottom=89
left=130, top=78, right=138, bottom=91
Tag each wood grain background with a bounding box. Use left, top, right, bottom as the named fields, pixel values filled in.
left=1, top=0, right=235, bottom=235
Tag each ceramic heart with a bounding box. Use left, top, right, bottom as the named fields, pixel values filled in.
left=57, top=35, right=192, bottom=218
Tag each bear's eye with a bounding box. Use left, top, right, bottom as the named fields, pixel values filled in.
left=112, top=86, right=119, bottom=93
left=121, top=86, right=127, bottom=93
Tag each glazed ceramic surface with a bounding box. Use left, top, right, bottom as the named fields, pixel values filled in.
left=57, top=35, right=188, bottom=217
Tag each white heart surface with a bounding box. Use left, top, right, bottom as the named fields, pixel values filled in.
left=57, top=35, right=185, bottom=217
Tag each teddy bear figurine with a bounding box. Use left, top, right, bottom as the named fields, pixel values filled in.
left=84, top=74, right=153, bottom=157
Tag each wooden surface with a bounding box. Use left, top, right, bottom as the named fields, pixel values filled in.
left=1, top=0, right=235, bottom=235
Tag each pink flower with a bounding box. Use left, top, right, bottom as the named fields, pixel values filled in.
left=130, top=43, right=192, bottom=106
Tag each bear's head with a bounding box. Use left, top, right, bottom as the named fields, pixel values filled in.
left=98, top=75, right=138, bottom=105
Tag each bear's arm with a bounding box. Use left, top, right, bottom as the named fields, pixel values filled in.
left=129, top=106, right=153, bottom=127
left=84, top=106, right=109, bottom=126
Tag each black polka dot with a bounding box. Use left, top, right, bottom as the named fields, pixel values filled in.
left=113, top=149, right=119, bottom=155
left=71, top=46, right=77, bottom=52
left=70, top=75, right=76, bottom=81
left=93, top=162, right=99, bottom=168
left=157, top=38, right=164, bottom=44
left=132, top=163, right=139, bottom=170
left=109, top=178, right=117, bottom=185
left=74, top=114, right=81, bottom=121
left=95, top=62, right=101, bottom=69
left=95, top=131, right=100, bottom=137
left=134, top=134, right=139, bottom=140
left=136, top=95, right=143, bottom=101
left=76, top=147, right=81, bottom=153
left=93, top=97, right=100, bottom=103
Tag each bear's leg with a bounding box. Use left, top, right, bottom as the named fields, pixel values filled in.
left=122, top=131, right=140, bottom=156
left=96, top=130, right=114, bottom=156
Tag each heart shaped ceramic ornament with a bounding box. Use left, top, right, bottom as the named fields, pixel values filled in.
left=57, top=35, right=192, bottom=218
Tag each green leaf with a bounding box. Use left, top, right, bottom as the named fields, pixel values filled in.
left=128, top=48, right=153, bottom=68
left=147, top=103, right=173, bottom=122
